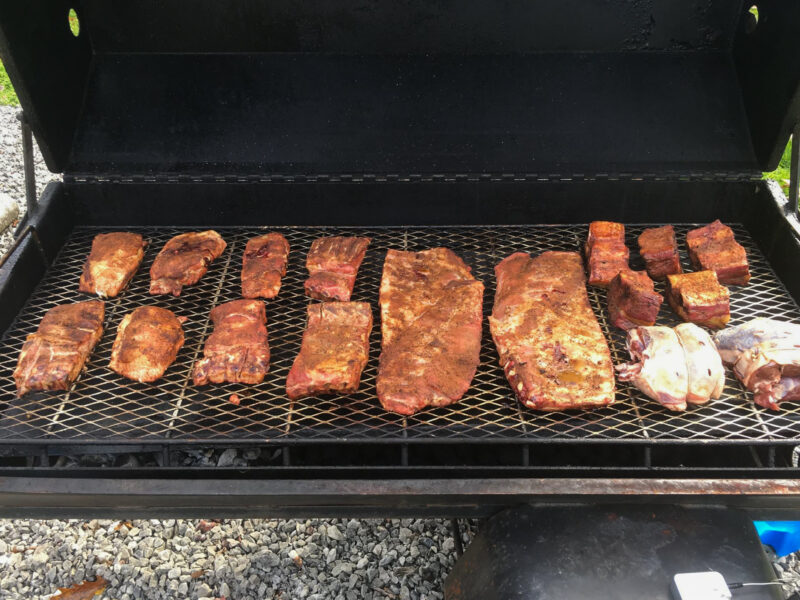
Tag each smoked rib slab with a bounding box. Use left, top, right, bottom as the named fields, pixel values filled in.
left=241, top=233, right=290, bottom=299
left=150, top=230, right=227, bottom=296
left=79, top=232, right=146, bottom=298
left=193, top=300, right=270, bottom=386
left=109, top=306, right=185, bottom=383
left=377, top=248, right=483, bottom=415
left=489, top=251, right=616, bottom=411
left=304, top=236, right=370, bottom=302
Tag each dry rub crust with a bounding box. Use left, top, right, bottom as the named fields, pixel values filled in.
left=637, top=225, right=682, bottom=280
left=14, top=300, right=105, bottom=396
left=607, top=269, right=663, bottom=330
left=304, top=236, right=371, bottom=302
left=150, top=230, right=226, bottom=296
left=686, top=220, right=750, bottom=285
left=241, top=233, right=290, bottom=299
left=489, top=251, right=616, bottom=411
left=79, top=232, right=146, bottom=298
left=666, top=270, right=730, bottom=329
left=584, top=221, right=629, bottom=287
left=109, top=306, right=185, bottom=382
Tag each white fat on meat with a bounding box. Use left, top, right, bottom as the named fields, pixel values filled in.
left=674, top=323, right=725, bottom=405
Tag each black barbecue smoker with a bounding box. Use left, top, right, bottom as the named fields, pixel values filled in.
left=1, top=1, right=800, bottom=598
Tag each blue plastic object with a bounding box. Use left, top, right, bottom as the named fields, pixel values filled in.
left=754, top=521, right=800, bottom=557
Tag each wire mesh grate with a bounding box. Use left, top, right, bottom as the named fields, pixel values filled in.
left=1, top=223, right=800, bottom=447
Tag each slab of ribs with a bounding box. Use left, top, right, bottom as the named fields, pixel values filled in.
left=286, top=302, right=372, bottom=399
left=14, top=300, right=105, bottom=396
left=607, top=269, right=663, bottom=330
left=686, top=220, right=750, bottom=285
left=377, top=248, right=483, bottom=415
left=490, top=251, right=616, bottom=411
left=193, top=299, right=270, bottom=386
left=584, top=221, right=629, bottom=287
left=79, top=232, right=146, bottom=298
left=617, top=323, right=724, bottom=411
left=304, top=236, right=370, bottom=302
left=150, top=230, right=227, bottom=296
left=241, top=233, right=290, bottom=299
left=666, top=270, right=730, bottom=329
left=715, top=318, right=800, bottom=410
left=637, top=225, right=681, bottom=280
left=109, top=306, right=185, bottom=382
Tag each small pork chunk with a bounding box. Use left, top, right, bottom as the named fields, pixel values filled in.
left=304, top=236, right=370, bottom=302
left=674, top=323, right=725, bottom=405
left=241, top=233, right=290, bottom=299
left=637, top=225, right=681, bottom=280
left=79, top=232, right=146, bottom=298
left=607, top=270, right=663, bottom=330
left=193, top=300, right=270, bottom=386
left=109, top=306, right=185, bottom=382
left=286, top=302, right=372, bottom=399
left=686, top=220, right=750, bottom=285
left=584, top=221, right=629, bottom=287
left=14, top=300, right=105, bottom=396
left=666, top=270, right=730, bottom=329
left=150, top=231, right=226, bottom=296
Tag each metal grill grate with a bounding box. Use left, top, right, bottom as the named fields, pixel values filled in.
left=1, top=223, right=800, bottom=447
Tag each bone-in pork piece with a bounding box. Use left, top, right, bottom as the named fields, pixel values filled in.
left=490, top=251, right=616, bottom=411
left=584, top=221, right=629, bottom=287
left=666, top=270, right=730, bottom=329
left=674, top=323, right=725, bottom=405
left=686, top=220, right=750, bottom=285
left=286, top=302, right=372, bottom=399
left=109, top=306, right=184, bottom=382
left=377, top=248, right=483, bottom=415
left=79, top=232, right=146, bottom=298
left=714, top=318, right=800, bottom=409
left=150, top=230, right=226, bottom=296
left=607, top=270, right=663, bottom=330
left=616, top=326, right=689, bottom=411
left=241, top=233, right=290, bottom=299
left=637, top=225, right=681, bottom=280
left=304, top=236, right=370, bottom=302
left=193, top=300, right=270, bottom=386
left=14, top=300, right=105, bottom=396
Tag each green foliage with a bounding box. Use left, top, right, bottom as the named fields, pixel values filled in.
left=0, top=60, right=19, bottom=106
left=764, top=138, right=792, bottom=196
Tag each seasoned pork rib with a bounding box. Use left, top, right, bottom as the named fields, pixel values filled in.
left=241, top=233, right=290, bottom=299
left=686, top=220, right=750, bottom=285
left=14, top=300, right=105, bottom=396
left=304, top=236, right=370, bottom=302
left=150, top=231, right=226, bottom=296
left=79, top=232, right=146, bottom=298
left=637, top=225, right=681, bottom=280
left=490, top=251, right=616, bottom=411
left=674, top=323, right=725, bottom=405
left=607, top=270, right=663, bottom=330
left=666, top=270, right=730, bottom=329
left=109, top=306, right=185, bottom=382
left=584, top=221, right=629, bottom=287
left=377, top=248, right=483, bottom=415
left=193, top=300, right=270, bottom=386
left=286, top=302, right=372, bottom=399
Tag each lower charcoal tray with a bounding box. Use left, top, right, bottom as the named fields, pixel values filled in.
left=1, top=223, right=800, bottom=446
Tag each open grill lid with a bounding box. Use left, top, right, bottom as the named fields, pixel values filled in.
left=1, top=1, right=800, bottom=180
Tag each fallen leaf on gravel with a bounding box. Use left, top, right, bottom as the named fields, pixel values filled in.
left=114, top=520, right=132, bottom=531
left=53, top=577, right=108, bottom=599
left=190, top=569, right=204, bottom=579
left=292, top=554, right=303, bottom=568
left=198, top=519, right=219, bottom=532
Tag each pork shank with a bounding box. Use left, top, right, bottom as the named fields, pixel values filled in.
left=193, top=300, right=270, bottom=386
left=674, top=323, right=725, bottom=405
left=666, top=270, right=730, bottom=329
left=607, top=269, right=663, bottom=330
left=490, top=251, right=616, bottom=411
left=79, top=232, right=146, bottom=298
left=286, top=302, right=372, bottom=399
left=686, top=220, right=750, bottom=285
left=304, top=236, right=370, bottom=302
left=241, top=233, right=290, bottom=299
left=637, top=225, right=681, bottom=280
left=150, top=230, right=226, bottom=296
left=584, top=221, right=629, bottom=287
left=109, top=306, right=185, bottom=382
left=14, top=300, right=105, bottom=396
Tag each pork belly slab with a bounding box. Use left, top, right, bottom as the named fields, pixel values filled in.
left=607, top=270, right=663, bottom=330
left=79, top=232, right=146, bottom=298
left=241, top=233, right=290, bottom=299
left=150, top=230, right=226, bottom=296
left=714, top=318, right=800, bottom=409
left=304, top=236, right=370, bottom=302
left=286, top=302, right=372, bottom=399
left=109, top=306, right=185, bottom=382
left=377, top=248, right=483, bottom=415
left=193, top=300, right=270, bottom=386
left=14, top=300, right=105, bottom=396
left=666, top=270, right=730, bottom=329
left=686, top=220, right=750, bottom=285
left=637, top=225, right=681, bottom=280
left=490, top=251, right=616, bottom=411
left=584, top=221, right=629, bottom=287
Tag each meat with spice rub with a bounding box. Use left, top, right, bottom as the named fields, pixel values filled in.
left=584, top=221, right=629, bottom=287
left=109, top=306, right=185, bottom=382
left=666, top=270, right=730, bottom=329
left=79, top=232, right=146, bottom=298
left=637, top=225, right=681, bottom=280
left=241, top=233, right=290, bottom=299
left=304, top=236, right=370, bottom=302
left=150, top=230, right=226, bottom=296
left=686, top=220, right=750, bottom=285
left=607, top=269, right=663, bottom=330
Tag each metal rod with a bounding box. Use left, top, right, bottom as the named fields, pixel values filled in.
left=451, top=518, right=464, bottom=557
left=16, top=112, right=36, bottom=217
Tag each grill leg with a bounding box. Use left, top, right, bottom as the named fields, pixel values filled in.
left=17, top=111, right=36, bottom=218
left=451, top=518, right=464, bottom=557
